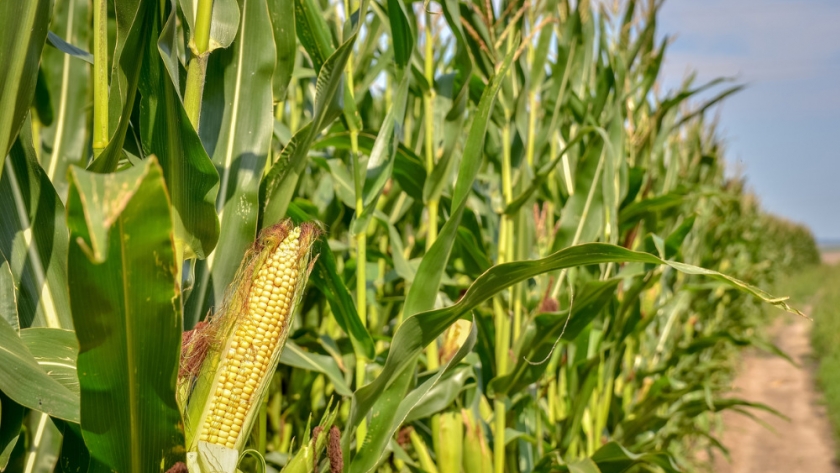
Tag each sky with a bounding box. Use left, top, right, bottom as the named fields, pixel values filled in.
left=652, top=0, right=840, bottom=241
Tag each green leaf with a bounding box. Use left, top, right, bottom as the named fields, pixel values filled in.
left=590, top=441, right=679, bottom=473
left=53, top=420, right=102, bottom=473
left=0, top=0, right=51, bottom=170
left=0, top=252, right=19, bottom=332
left=308, top=237, right=375, bottom=359
left=20, top=328, right=79, bottom=397
left=139, top=2, right=221, bottom=261
left=0, top=122, right=72, bottom=329
left=279, top=341, right=352, bottom=396
left=350, top=73, right=409, bottom=235
left=20, top=411, right=63, bottom=473
left=294, top=0, right=334, bottom=73
left=268, top=0, right=297, bottom=101
left=66, top=157, right=183, bottom=472
left=188, top=0, right=278, bottom=327
left=0, top=392, right=25, bottom=470
left=618, top=191, right=687, bottom=231
left=386, top=0, right=413, bottom=69
left=260, top=7, right=367, bottom=227
left=404, top=366, right=472, bottom=422
left=46, top=30, right=94, bottom=64
left=552, top=134, right=609, bottom=251
left=350, top=243, right=803, bottom=432
left=180, top=0, right=241, bottom=52
left=38, top=0, right=92, bottom=198
left=311, top=132, right=426, bottom=201
left=281, top=404, right=339, bottom=473
left=567, top=459, right=602, bottom=473
left=0, top=317, right=79, bottom=423
left=401, top=44, right=516, bottom=322
left=346, top=46, right=515, bottom=438
left=490, top=279, right=620, bottom=396
left=349, top=320, right=477, bottom=473
left=664, top=215, right=695, bottom=259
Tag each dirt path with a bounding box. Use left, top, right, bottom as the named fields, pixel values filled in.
left=713, top=311, right=839, bottom=473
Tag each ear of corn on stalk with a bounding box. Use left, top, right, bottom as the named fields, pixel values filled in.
left=463, top=410, right=493, bottom=473
left=437, top=411, right=464, bottom=473
left=178, top=220, right=319, bottom=456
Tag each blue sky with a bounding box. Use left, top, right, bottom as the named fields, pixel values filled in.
left=654, top=0, right=840, bottom=241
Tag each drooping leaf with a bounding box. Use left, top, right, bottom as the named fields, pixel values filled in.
left=66, top=157, right=183, bottom=472
left=46, top=30, right=94, bottom=64
left=0, top=317, right=79, bottom=423
left=279, top=341, right=352, bottom=396
left=20, top=328, right=79, bottom=397
left=308, top=237, right=375, bottom=359
left=589, top=441, right=679, bottom=473
left=350, top=243, right=803, bottom=432
left=0, top=121, right=72, bottom=329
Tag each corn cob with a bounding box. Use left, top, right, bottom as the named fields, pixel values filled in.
left=180, top=220, right=318, bottom=453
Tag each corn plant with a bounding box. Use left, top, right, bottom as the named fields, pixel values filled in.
left=0, top=0, right=820, bottom=472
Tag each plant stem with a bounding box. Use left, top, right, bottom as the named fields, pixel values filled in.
left=183, top=0, right=215, bottom=130
left=420, top=9, right=444, bottom=460
left=423, top=9, right=438, bottom=252
left=92, top=0, right=109, bottom=155
left=341, top=0, right=369, bottom=451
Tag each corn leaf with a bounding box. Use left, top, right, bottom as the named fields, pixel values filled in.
left=0, top=121, right=72, bottom=329
left=66, top=157, right=183, bottom=472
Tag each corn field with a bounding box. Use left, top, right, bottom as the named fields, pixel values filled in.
left=0, top=0, right=821, bottom=472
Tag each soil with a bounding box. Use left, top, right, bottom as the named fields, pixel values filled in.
left=712, top=311, right=840, bottom=473
left=822, top=251, right=840, bottom=266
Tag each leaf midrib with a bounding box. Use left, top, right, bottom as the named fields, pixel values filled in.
left=119, top=215, right=142, bottom=473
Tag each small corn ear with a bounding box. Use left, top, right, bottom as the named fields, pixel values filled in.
left=181, top=220, right=318, bottom=453
left=462, top=410, right=493, bottom=473
left=437, top=411, right=464, bottom=473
